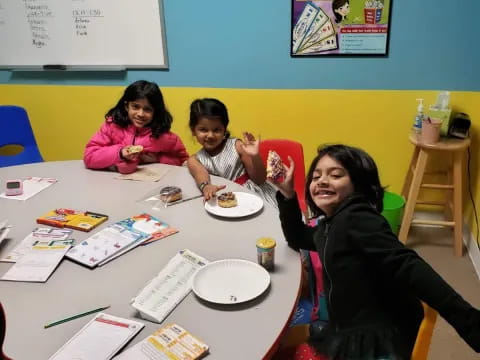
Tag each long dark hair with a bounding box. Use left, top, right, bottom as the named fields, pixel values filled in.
left=306, top=144, right=384, bottom=217
left=189, top=98, right=231, bottom=138
left=105, top=80, right=172, bottom=138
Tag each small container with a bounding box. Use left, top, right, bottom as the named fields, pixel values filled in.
left=256, top=237, right=276, bottom=271
left=421, top=118, right=442, bottom=144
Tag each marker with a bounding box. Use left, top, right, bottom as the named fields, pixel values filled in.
left=44, top=305, right=110, bottom=329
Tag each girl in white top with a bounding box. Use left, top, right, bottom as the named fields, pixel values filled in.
left=187, top=98, right=277, bottom=207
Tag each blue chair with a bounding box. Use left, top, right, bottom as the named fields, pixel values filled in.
left=0, top=105, right=43, bottom=167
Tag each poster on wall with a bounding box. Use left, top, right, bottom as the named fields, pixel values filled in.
left=291, top=0, right=392, bottom=56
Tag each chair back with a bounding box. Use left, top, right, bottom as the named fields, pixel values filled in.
left=0, top=105, right=44, bottom=167
left=0, top=302, right=12, bottom=360
left=411, top=302, right=438, bottom=360
left=259, top=139, right=306, bottom=213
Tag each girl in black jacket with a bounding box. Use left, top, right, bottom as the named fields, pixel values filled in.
left=274, top=144, right=480, bottom=360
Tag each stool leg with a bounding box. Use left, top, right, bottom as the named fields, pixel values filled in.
left=452, top=151, right=464, bottom=256
left=399, top=149, right=428, bottom=245
left=444, top=165, right=453, bottom=222
left=402, top=147, right=420, bottom=199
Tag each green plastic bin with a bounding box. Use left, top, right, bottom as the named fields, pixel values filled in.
left=381, top=191, right=405, bottom=235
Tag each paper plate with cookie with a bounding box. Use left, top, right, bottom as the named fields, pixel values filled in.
left=204, top=191, right=263, bottom=218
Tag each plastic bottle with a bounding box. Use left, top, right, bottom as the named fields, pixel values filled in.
left=413, top=99, right=424, bottom=133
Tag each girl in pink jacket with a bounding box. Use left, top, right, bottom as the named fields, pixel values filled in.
left=84, top=80, right=189, bottom=174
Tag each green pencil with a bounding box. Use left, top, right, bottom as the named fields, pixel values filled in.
left=44, top=305, right=110, bottom=329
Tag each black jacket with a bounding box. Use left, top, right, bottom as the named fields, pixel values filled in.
left=277, top=192, right=480, bottom=359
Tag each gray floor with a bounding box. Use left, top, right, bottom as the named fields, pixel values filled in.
left=407, top=225, right=480, bottom=359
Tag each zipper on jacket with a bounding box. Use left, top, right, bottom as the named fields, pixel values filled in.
left=322, top=223, right=338, bottom=329
left=133, top=130, right=138, bottom=145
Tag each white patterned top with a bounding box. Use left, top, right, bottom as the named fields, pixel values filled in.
left=195, top=137, right=278, bottom=208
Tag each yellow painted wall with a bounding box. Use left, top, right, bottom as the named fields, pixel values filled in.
left=0, top=85, right=478, bottom=244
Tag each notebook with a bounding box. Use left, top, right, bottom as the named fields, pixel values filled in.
left=48, top=313, right=144, bottom=360
left=37, top=208, right=108, bottom=232
left=130, top=249, right=208, bottom=323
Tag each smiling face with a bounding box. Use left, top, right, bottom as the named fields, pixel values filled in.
left=192, top=117, right=227, bottom=154
left=336, top=2, right=350, bottom=17
left=309, top=155, right=354, bottom=217
left=125, top=97, right=154, bottom=128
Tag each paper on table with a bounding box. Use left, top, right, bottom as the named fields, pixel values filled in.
left=0, top=177, right=57, bottom=201
left=115, top=167, right=169, bottom=182
left=130, top=249, right=208, bottom=323
left=1, top=239, right=73, bottom=282
left=115, top=323, right=209, bottom=360
left=0, top=228, right=72, bottom=263
left=48, top=313, right=144, bottom=360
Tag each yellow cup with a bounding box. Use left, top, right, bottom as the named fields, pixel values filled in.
left=256, top=237, right=276, bottom=271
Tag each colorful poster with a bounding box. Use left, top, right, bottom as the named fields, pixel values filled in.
left=291, top=0, right=391, bottom=56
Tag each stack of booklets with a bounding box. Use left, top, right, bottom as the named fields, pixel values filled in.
left=49, top=313, right=144, bottom=360
left=66, top=214, right=178, bottom=268
left=130, top=249, right=208, bottom=323
left=0, top=220, right=11, bottom=246
left=37, top=208, right=109, bottom=232
left=115, top=323, right=209, bottom=359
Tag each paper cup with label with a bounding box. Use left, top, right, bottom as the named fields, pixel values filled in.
left=256, top=237, right=276, bottom=271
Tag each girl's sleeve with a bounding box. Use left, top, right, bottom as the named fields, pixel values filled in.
left=344, top=208, right=480, bottom=352
left=157, top=133, right=189, bottom=166
left=277, top=191, right=316, bottom=251
left=83, top=122, right=137, bottom=173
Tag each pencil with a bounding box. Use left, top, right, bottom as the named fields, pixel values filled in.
left=44, top=305, right=110, bottom=329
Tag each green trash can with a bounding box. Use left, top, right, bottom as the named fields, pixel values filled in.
left=381, top=191, right=405, bottom=235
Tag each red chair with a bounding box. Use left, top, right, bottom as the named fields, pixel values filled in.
left=0, top=303, right=12, bottom=360
left=259, top=139, right=307, bottom=214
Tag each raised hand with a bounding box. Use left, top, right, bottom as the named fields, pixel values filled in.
left=272, top=156, right=296, bottom=199
left=240, top=132, right=259, bottom=157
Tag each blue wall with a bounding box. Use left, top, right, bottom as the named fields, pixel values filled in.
left=1, top=0, right=479, bottom=90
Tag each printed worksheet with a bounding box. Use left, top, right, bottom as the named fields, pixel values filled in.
left=131, top=250, right=208, bottom=323
left=49, top=313, right=144, bottom=360
left=115, top=323, right=209, bottom=360
left=1, top=239, right=73, bottom=282
left=0, top=228, right=72, bottom=263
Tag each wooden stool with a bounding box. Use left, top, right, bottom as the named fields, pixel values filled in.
left=399, top=133, right=470, bottom=256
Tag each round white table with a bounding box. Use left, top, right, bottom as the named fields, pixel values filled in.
left=0, top=161, right=302, bottom=360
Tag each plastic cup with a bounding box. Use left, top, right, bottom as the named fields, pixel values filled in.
left=256, top=237, right=276, bottom=271
left=422, top=118, right=442, bottom=144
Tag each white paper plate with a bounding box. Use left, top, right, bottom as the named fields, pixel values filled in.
left=204, top=192, right=263, bottom=218
left=192, top=259, right=270, bottom=304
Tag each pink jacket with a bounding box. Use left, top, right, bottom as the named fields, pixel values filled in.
left=84, top=118, right=189, bottom=174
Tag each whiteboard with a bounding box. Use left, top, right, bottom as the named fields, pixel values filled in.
left=0, top=0, right=168, bottom=70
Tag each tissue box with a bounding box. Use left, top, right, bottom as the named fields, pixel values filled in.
left=427, top=107, right=452, bottom=136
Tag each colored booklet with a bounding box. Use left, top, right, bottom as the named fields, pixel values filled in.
left=37, top=208, right=108, bottom=232
left=66, top=214, right=178, bottom=268
left=48, top=313, right=144, bottom=360
left=115, top=323, right=209, bottom=360
left=130, top=249, right=208, bottom=324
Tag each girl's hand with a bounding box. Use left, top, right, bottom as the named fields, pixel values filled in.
left=240, top=132, right=259, bottom=157
left=272, top=156, right=296, bottom=199
left=121, top=146, right=139, bottom=162
left=202, top=184, right=227, bottom=201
